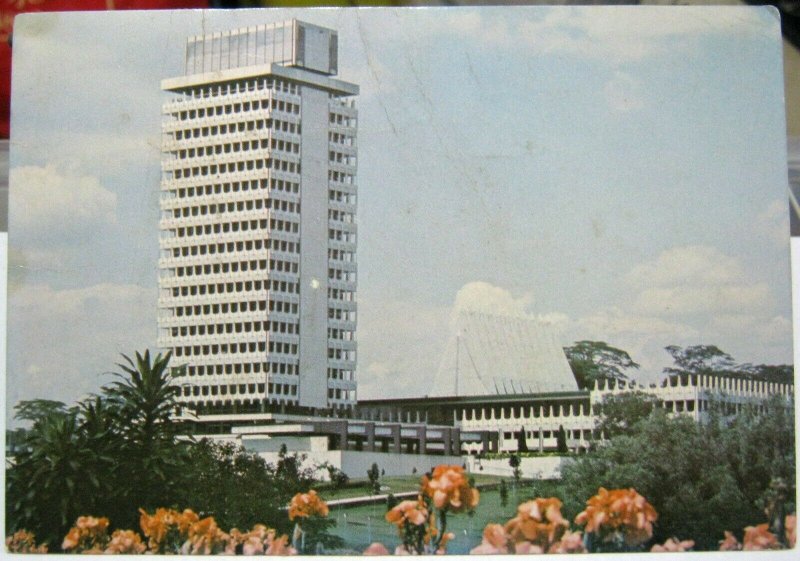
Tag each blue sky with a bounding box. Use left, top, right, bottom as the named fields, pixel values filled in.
left=6, top=6, right=792, bottom=421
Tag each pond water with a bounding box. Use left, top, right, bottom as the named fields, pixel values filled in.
left=328, top=489, right=528, bottom=555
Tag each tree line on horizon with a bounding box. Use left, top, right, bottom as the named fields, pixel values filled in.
left=563, top=341, right=793, bottom=390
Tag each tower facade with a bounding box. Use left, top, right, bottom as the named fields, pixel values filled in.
left=157, top=20, right=358, bottom=414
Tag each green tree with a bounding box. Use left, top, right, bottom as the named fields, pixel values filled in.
left=105, top=351, right=191, bottom=527
left=663, top=345, right=735, bottom=379
left=508, top=454, right=522, bottom=484
left=564, top=341, right=639, bottom=389
left=367, top=463, right=381, bottom=495
left=178, top=439, right=293, bottom=534
left=594, top=391, right=662, bottom=439
left=556, top=425, right=568, bottom=454
left=561, top=397, right=795, bottom=550
left=6, top=404, right=111, bottom=548
left=7, top=351, right=191, bottom=547
left=516, top=425, right=528, bottom=453
left=499, top=479, right=509, bottom=507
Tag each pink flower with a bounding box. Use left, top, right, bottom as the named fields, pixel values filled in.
left=470, top=524, right=509, bottom=554
left=363, top=542, right=390, bottom=555
left=650, top=537, right=694, bottom=552
left=718, top=531, right=741, bottom=551
left=513, top=541, right=545, bottom=554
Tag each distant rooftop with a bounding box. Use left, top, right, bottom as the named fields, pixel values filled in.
left=184, top=19, right=338, bottom=77
left=428, top=311, right=579, bottom=398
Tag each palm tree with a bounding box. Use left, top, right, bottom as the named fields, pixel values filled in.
left=6, top=407, right=103, bottom=548
left=104, top=351, right=189, bottom=519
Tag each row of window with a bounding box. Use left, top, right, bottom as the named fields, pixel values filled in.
left=328, top=388, right=352, bottom=400
left=175, top=339, right=300, bottom=358
left=328, top=268, right=357, bottom=283
left=178, top=78, right=298, bottom=101
left=329, top=170, right=355, bottom=184
left=502, top=429, right=592, bottom=441
left=175, top=217, right=299, bottom=239
left=171, top=197, right=299, bottom=220
left=328, top=288, right=355, bottom=302
left=171, top=238, right=299, bottom=260
left=329, top=151, right=356, bottom=166
left=173, top=157, right=300, bottom=179
left=180, top=381, right=300, bottom=398
left=329, top=190, right=356, bottom=205
left=328, top=308, right=356, bottom=322
left=170, top=318, right=297, bottom=337
left=173, top=98, right=299, bottom=122
left=328, top=249, right=355, bottom=262
left=172, top=178, right=300, bottom=200
left=172, top=118, right=300, bottom=142
left=329, top=209, right=354, bottom=224
left=171, top=279, right=299, bottom=300
left=173, top=138, right=299, bottom=161
left=183, top=359, right=293, bottom=376
left=328, top=348, right=355, bottom=361
left=329, top=113, right=356, bottom=127
left=327, top=368, right=355, bottom=381
left=328, top=328, right=355, bottom=342
left=173, top=297, right=300, bottom=318
left=182, top=383, right=265, bottom=397
left=329, top=131, right=355, bottom=146
left=174, top=257, right=298, bottom=279
left=329, top=229, right=356, bottom=243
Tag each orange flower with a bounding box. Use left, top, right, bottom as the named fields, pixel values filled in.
left=470, top=523, right=509, bottom=554
left=61, top=516, right=111, bottom=552
left=138, top=507, right=200, bottom=552
left=363, top=542, right=391, bottom=555
left=718, top=531, right=741, bottom=551
left=422, top=465, right=479, bottom=512
left=504, top=498, right=569, bottom=549
left=650, top=537, right=694, bottom=552
left=288, top=490, right=329, bottom=520
left=76, top=516, right=110, bottom=535
left=265, top=532, right=297, bottom=555
left=786, top=513, right=796, bottom=549
left=547, top=530, right=587, bottom=554
left=742, top=523, right=780, bottom=551
left=104, top=529, right=146, bottom=554
left=181, top=516, right=233, bottom=555
left=61, top=527, right=82, bottom=551
left=231, top=524, right=272, bottom=555
left=575, top=487, right=657, bottom=547
left=6, top=530, right=48, bottom=553
left=386, top=500, right=429, bottom=527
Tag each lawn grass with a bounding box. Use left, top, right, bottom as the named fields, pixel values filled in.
left=315, top=473, right=511, bottom=501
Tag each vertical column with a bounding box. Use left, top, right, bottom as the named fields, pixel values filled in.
left=297, top=85, right=330, bottom=409
left=365, top=422, right=375, bottom=452
left=451, top=428, right=461, bottom=456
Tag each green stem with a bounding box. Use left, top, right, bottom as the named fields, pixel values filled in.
left=436, top=510, right=448, bottom=552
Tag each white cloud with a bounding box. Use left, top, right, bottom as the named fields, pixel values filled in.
left=9, top=165, right=117, bottom=245
left=626, top=245, right=743, bottom=288
left=566, top=245, right=791, bottom=379
left=452, top=281, right=534, bottom=319
left=7, top=283, right=157, bottom=422
left=625, top=245, right=773, bottom=317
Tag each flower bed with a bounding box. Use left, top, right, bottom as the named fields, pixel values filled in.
left=6, top=464, right=797, bottom=554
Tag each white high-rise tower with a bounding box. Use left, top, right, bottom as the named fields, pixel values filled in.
left=158, top=20, right=358, bottom=415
